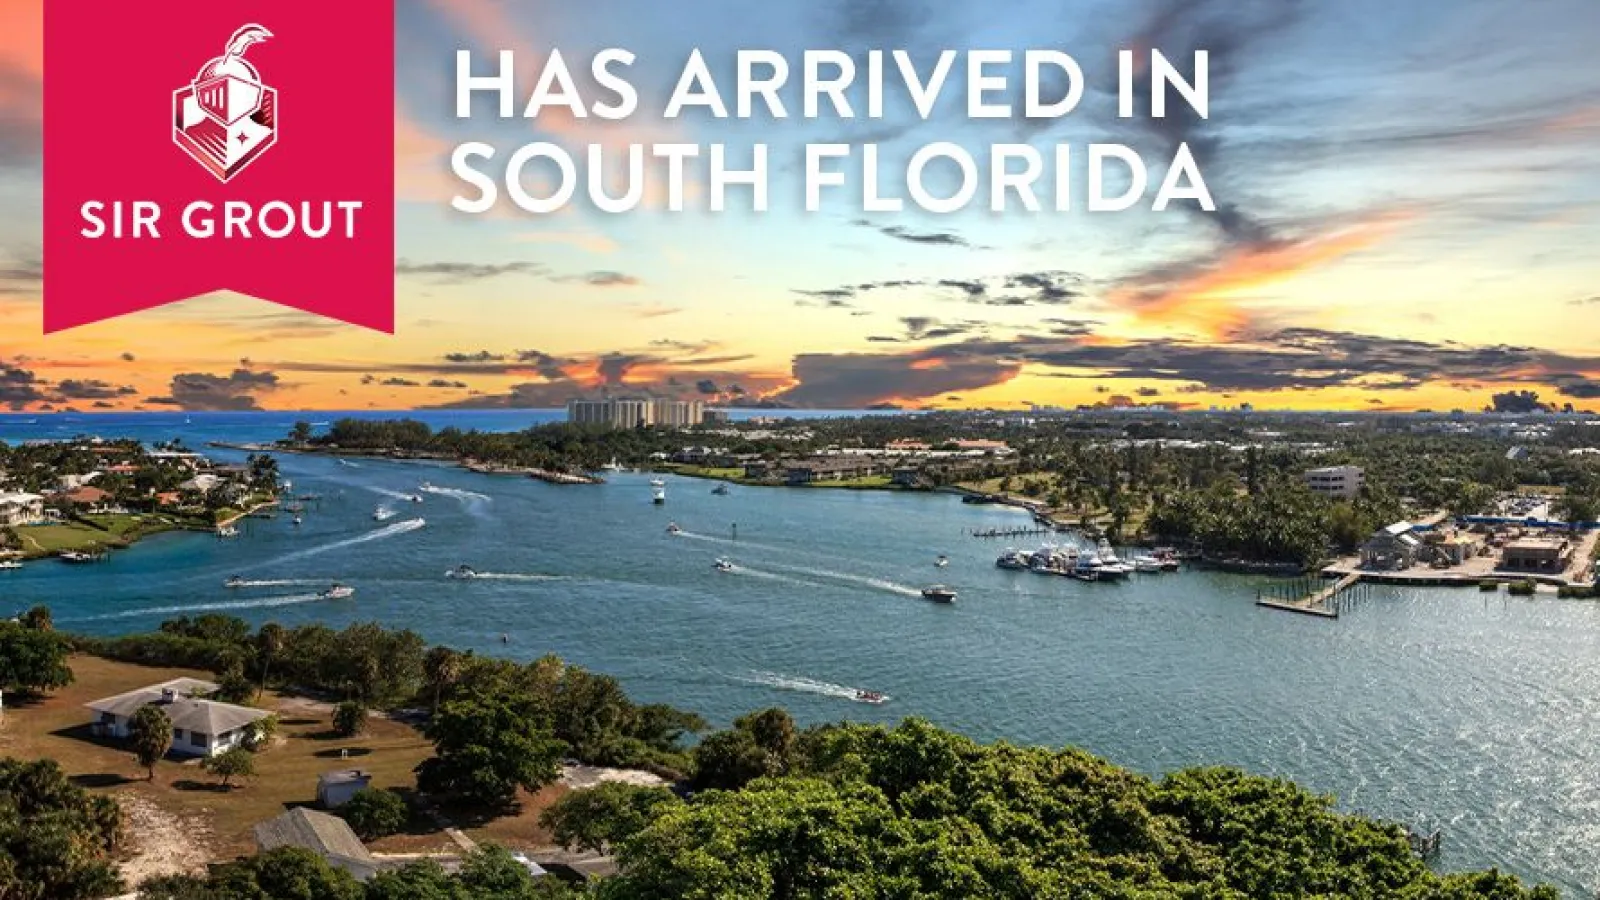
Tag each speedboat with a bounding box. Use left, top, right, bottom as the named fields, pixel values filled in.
left=1132, top=555, right=1164, bottom=573
left=224, top=575, right=245, bottom=588
left=652, top=487, right=666, bottom=505
left=649, top=478, right=666, bottom=487
left=292, top=516, right=303, bottom=526
left=711, top=484, right=730, bottom=495
left=318, top=583, right=355, bottom=600
left=445, top=565, right=478, bottom=579
left=854, top=690, right=888, bottom=705
left=0, top=560, right=22, bottom=571
left=920, top=585, right=957, bottom=603
left=935, top=555, right=949, bottom=568
left=713, top=558, right=735, bottom=572
left=373, top=506, right=395, bottom=521
left=216, top=525, right=239, bottom=538
left=665, top=522, right=682, bottom=534
left=409, top=494, right=424, bottom=503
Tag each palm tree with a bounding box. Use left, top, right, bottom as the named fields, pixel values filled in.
left=424, top=646, right=462, bottom=715
left=255, top=623, right=284, bottom=701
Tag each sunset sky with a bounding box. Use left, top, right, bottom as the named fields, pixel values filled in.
left=1, top=0, right=1597, bottom=413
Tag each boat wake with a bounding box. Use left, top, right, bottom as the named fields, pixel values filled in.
left=762, top=562, right=922, bottom=598
left=271, top=518, right=425, bottom=566
left=723, top=565, right=823, bottom=588
left=737, top=671, right=890, bottom=704
left=337, top=459, right=360, bottom=468
left=372, top=505, right=397, bottom=521
left=674, top=530, right=788, bottom=554
left=226, top=578, right=325, bottom=588
left=460, top=572, right=567, bottom=581
left=422, top=485, right=491, bottom=503
left=370, top=487, right=415, bottom=501
left=88, top=593, right=325, bottom=621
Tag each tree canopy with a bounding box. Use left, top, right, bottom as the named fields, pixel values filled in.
left=0, top=757, right=124, bottom=900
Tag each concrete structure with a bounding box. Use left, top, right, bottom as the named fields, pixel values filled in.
left=1501, top=537, right=1573, bottom=573
left=1360, top=522, right=1421, bottom=571
left=254, top=808, right=382, bottom=881
left=85, top=678, right=270, bottom=758
left=1304, top=465, right=1365, bottom=499
left=568, top=397, right=706, bottom=429
left=316, top=769, right=372, bottom=809
left=0, top=492, right=44, bottom=526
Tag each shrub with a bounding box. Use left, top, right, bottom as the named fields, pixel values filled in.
left=201, top=747, right=255, bottom=788
left=338, top=788, right=408, bottom=840
left=1507, top=580, right=1537, bottom=597
left=332, top=701, right=366, bottom=738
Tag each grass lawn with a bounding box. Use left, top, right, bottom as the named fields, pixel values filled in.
left=15, top=522, right=122, bottom=554
left=808, top=475, right=894, bottom=489
left=0, top=655, right=441, bottom=859
left=664, top=465, right=746, bottom=480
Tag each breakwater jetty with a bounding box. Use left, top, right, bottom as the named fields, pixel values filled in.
left=1255, top=573, right=1365, bottom=619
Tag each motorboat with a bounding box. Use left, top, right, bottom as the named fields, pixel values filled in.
left=854, top=690, right=888, bottom=705
left=409, top=494, right=424, bottom=503
left=1069, top=569, right=1100, bottom=582
left=216, top=525, right=239, bottom=538
left=1091, top=541, right=1134, bottom=578
left=1027, top=546, right=1077, bottom=576
left=711, top=484, right=730, bottom=495
left=1132, top=555, right=1164, bottom=573
left=292, top=516, right=303, bottom=526
left=652, top=487, right=666, bottom=505
left=920, top=585, right=957, bottom=603
left=1153, top=548, right=1182, bottom=571
left=601, top=460, right=624, bottom=472
left=445, top=565, right=478, bottom=579
left=59, top=551, right=104, bottom=564
left=0, top=560, right=22, bottom=571
left=373, top=506, right=395, bottom=521
left=713, top=558, right=735, bottom=572
left=224, top=575, right=245, bottom=588
left=419, top=480, right=434, bottom=491
left=995, top=548, right=1031, bottom=570
left=935, top=555, right=949, bottom=568
left=665, top=522, right=682, bottom=534
left=318, top=583, right=355, bottom=600
left=649, top=478, right=666, bottom=487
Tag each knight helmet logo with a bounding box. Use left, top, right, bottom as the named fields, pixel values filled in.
left=172, top=24, right=278, bottom=182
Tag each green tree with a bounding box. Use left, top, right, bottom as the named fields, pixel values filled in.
left=139, top=847, right=362, bottom=900
left=541, top=782, right=680, bottom=853
left=337, top=788, right=408, bottom=840
left=423, top=646, right=463, bottom=715
left=0, top=757, right=124, bottom=900
left=128, top=705, right=172, bottom=780
left=255, top=621, right=285, bottom=700
left=18, top=605, right=52, bottom=631
left=201, top=746, right=255, bottom=789
left=0, top=621, right=73, bottom=695
left=415, top=692, right=564, bottom=809
left=332, top=700, right=367, bottom=738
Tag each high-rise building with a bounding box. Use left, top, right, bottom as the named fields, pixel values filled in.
left=567, top=397, right=704, bottom=429
left=1303, top=465, right=1364, bottom=499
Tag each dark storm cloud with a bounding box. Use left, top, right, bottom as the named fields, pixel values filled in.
left=513, top=350, right=573, bottom=380
left=153, top=369, right=281, bottom=411
left=770, top=351, right=1023, bottom=409
left=0, top=366, right=46, bottom=410
left=695, top=379, right=720, bottom=395
left=900, top=317, right=984, bottom=341
left=54, top=380, right=138, bottom=400
left=597, top=353, right=654, bottom=385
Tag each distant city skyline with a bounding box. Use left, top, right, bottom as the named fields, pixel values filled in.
left=0, top=0, right=1597, bottom=414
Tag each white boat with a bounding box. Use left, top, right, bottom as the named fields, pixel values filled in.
left=1093, top=541, right=1135, bottom=578
left=1027, top=546, right=1078, bottom=575
left=935, top=555, right=949, bottom=568
left=224, top=575, right=245, bottom=588
left=419, top=480, right=434, bottom=491
left=409, top=494, right=424, bottom=504
left=292, top=516, right=303, bottom=526
left=995, top=548, right=1031, bottom=570
left=1132, top=554, right=1164, bottom=573
left=0, top=560, right=22, bottom=571
left=373, top=506, right=395, bottom=521
left=318, top=583, right=355, bottom=600
left=445, top=565, right=478, bottom=579
left=713, top=558, right=734, bottom=572
left=920, top=585, right=957, bottom=603
left=666, top=522, right=682, bottom=534
left=649, top=478, right=666, bottom=487
left=854, top=690, right=888, bottom=705
left=652, top=487, right=666, bottom=505
left=216, top=525, right=239, bottom=538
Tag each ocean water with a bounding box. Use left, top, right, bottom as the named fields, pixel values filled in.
left=2, top=412, right=1598, bottom=895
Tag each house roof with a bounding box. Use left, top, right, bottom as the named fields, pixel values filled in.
left=254, top=808, right=376, bottom=875
left=62, top=486, right=112, bottom=504
left=0, top=492, right=44, bottom=505
left=318, top=769, right=371, bottom=787
left=85, top=678, right=268, bottom=736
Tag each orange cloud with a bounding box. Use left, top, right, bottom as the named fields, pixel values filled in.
left=0, top=0, right=43, bottom=79
left=1110, top=211, right=1410, bottom=337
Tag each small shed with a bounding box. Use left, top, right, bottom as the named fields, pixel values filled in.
left=317, top=769, right=372, bottom=808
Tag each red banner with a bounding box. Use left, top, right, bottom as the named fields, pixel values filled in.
left=44, top=1, right=395, bottom=332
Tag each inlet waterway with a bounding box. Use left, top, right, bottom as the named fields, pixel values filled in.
left=3, top=411, right=1598, bottom=895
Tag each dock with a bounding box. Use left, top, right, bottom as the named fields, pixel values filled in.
left=966, top=526, right=1053, bottom=539
left=1255, top=573, right=1363, bottom=619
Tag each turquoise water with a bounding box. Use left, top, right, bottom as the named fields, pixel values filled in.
left=3, top=412, right=1598, bottom=895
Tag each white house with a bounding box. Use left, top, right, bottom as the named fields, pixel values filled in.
left=1304, top=465, right=1365, bottom=499
left=0, top=492, right=45, bottom=527
left=85, top=678, right=270, bottom=758
left=316, top=769, right=372, bottom=808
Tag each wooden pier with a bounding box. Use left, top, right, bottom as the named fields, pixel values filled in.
left=966, top=526, right=1052, bottom=539
left=1255, top=573, right=1365, bottom=619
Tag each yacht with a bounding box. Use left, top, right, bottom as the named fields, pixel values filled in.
left=665, top=522, right=682, bottom=534
left=445, top=565, right=478, bottom=579
left=920, top=585, right=957, bottom=603
left=1132, top=554, right=1164, bottom=573
left=1028, top=546, right=1078, bottom=576
left=713, top=558, right=735, bottom=572
left=995, top=548, right=1031, bottom=570
left=1093, top=541, right=1135, bottom=578
left=318, top=583, right=355, bottom=600
left=224, top=575, right=246, bottom=588
left=853, top=690, right=888, bottom=705
left=0, top=560, right=22, bottom=571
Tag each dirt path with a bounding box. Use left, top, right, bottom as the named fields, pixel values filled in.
left=115, top=791, right=216, bottom=886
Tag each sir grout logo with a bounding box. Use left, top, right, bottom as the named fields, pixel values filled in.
left=44, top=1, right=395, bottom=333
left=174, top=25, right=279, bottom=182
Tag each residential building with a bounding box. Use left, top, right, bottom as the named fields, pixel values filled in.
left=1360, top=522, right=1420, bottom=570
left=254, top=808, right=382, bottom=881
left=0, top=492, right=44, bottom=526
left=1500, top=537, right=1572, bottom=573
left=651, top=398, right=704, bottom=428
left=1304, top=465, right=1365, bottom=499
left=85, top=678, right=271, bottom=758
left=316, top=769, right=372, bottom=808
left=567, top=398, right=652, bottom=429
left=57, top=486, right=113, bottom=511
left=784, top=458, right=885, bottom=484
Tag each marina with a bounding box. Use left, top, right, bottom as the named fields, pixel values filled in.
left=0, top=412, right=1597, bottom=894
